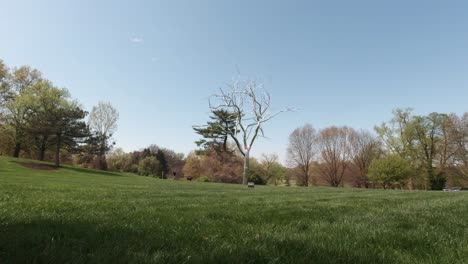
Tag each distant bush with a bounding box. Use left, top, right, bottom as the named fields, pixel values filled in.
left=129, top=164, right=139, bottom=174
left=368, top=155, right=412, bottom=189
left=183, top=148, right=243, bottom=184
left=138, top=157, right=160, bottom=177
left=430, top=173, right=446, bottom=190
left=248, top=172, right=266, bottom=185
left=195, top=176, right=210, bottom=182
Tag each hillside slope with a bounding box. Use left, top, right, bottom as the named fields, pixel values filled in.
left=0, top=156, right=467, bottom=263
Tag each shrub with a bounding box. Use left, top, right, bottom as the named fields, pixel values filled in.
left=138, top=157, right=160, bottom=177
left=195, top=176, right=210, bottom=182
left=368, top=155, right=412, bottom=189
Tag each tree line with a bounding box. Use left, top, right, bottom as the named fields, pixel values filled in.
left=179, top=78, right=467, bottom=190
left=191, top=107, right=467, bottom=189
left=190, top=79, right=467, bottom=190
left=104, top=145, right=185, bottom=178
left=1, top=60, right=467, bottom=190
left=0, top=59, right=118, bottom=168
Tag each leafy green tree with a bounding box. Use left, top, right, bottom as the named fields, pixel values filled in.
left=4, top=90, right=34, bottom=157
left=248, top=157, right=266, bottom=184
left=158, top=147, right=185, bottom=177
left=47, top=100, right=88, bottom=167
left=376, top=109, right=449, bottom=189
left=156, top=149, right=168, bottom=178
left=0, top=123, right=14, bottom=155
left=81, top=131, right=114, bottom=170
left=138, top=156, right=160, bottom=177
left=9, top=66, right=42, bottom=94
left=0, top=59, right=12, bottom=108
left=2, top=65, right=43, bottom=157
left=368, top=155, right=412, bottom=189
left=24, top=81, right=70, bottom=160
left=193, top=109, right=237, bottom=156
left=374, top=108, right=416, bottom=158
left=266, top=161, right=287, bottom=186
left=409, top=113, right=448, bottom=190
left=257, top=154, right=286, bottom=185
left=106, top=148, right=129, bottom=171
left=139, top=145, right=172, bottom=178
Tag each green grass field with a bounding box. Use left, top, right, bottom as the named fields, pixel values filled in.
left=0, top=156, right=467, bottom=264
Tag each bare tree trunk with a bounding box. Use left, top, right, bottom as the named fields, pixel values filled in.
left=99, top=138, right=106, bottom=170
left=242, top=151, right=250, bottom=185
left=55, top=133, right=61, bottom=167
left=13, top=143, right=21, bottom=158
left=38, top=138, right=47, bottom=161
left=304, top=170, right=309, bottom=187
left=39, top=147, right=45, bottom=161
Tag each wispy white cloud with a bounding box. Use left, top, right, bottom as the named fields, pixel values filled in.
left=130, top=37, right=144, bottom=43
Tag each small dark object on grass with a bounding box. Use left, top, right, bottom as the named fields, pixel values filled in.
left=187, top=176, right=193, bottom=181
left=248, top=182, right=255, bottom=188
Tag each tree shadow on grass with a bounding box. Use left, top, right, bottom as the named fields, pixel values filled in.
left=12, top=161, right=58, bottom=170
left=0, top=219, right=402, bottom=264
left=60, top=166, right=125, bottom=177
left=0, top=220, right=161, bottom=263
left=9, top=160, right=125, bottom=177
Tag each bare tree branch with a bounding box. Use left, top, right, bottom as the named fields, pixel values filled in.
left=208, top=75, right=292, bottom=184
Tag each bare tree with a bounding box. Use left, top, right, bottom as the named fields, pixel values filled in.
left=259, top=153, right=279, bottom=184
left=437, top=114, right=459, bottom=172
left=210, top=77, right=291, bottom=184
left=287, top=124, right=317, bottom=186
left=450, top=113, right=468, bottom=178
left=88, top=101, right=119, bottom=170
left=349, top=129, right=380, bottom=188
left=318, top=126, right=353, bottom=187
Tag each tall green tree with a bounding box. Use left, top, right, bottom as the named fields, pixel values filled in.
left=368, top=155, right=412, bottom=189
left=46, top=99, right=88, bottom=167
left=374, top=108, right=415, bottom=159
left=376, top=109, right=450, bottom=189
left=193, top=109, right=237, bottom=155
left=24, top=81, right=70, bottom=160
left=2, top=65, right=43, bottom=157
left=137, top=156, right=161, bottom=177
left=9, top=66, right=42, bottom=94
left=4, top=90, right=34, bottom=157
left=155, top=149, right=168, bottom=178
left=0, top=59, right=11, bottom=108
left=409, top=113, right=448, bottom=190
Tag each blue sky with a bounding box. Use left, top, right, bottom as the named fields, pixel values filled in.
left=1, top=0, right=468, bottom=162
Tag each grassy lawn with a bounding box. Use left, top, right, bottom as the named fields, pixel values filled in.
left=0, top=156, right=467, bottom=264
